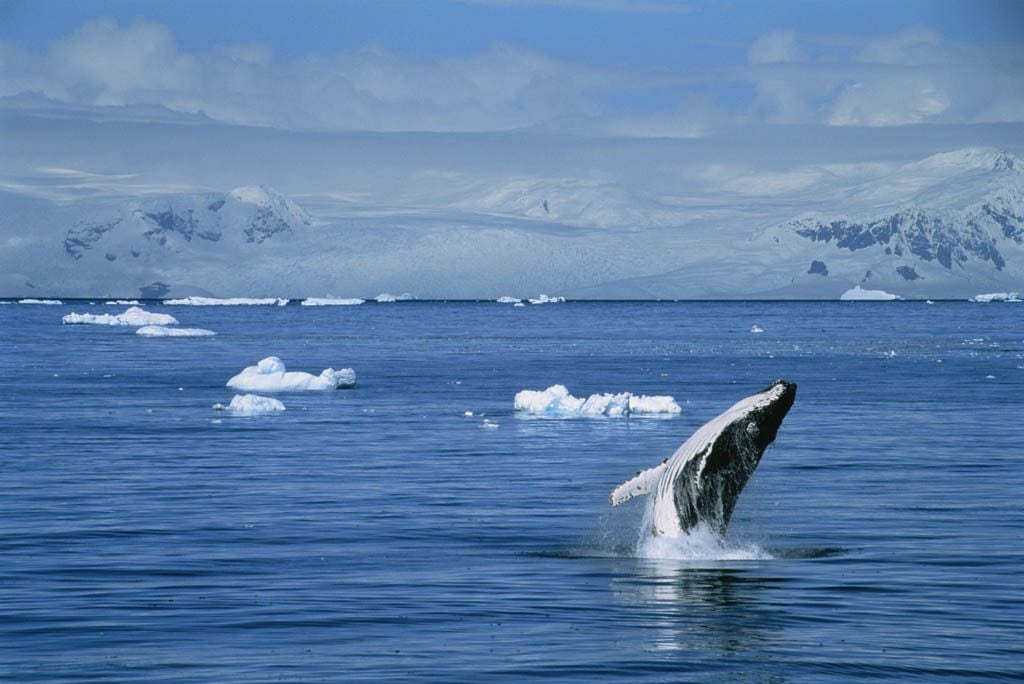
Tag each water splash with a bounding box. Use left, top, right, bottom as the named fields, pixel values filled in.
left=634, top=502, right=772, bottom=561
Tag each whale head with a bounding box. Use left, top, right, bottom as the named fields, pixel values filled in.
left=612, top=380, right=797, bottom=537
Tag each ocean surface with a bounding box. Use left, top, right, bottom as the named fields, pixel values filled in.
left=1, top=300, right=1022, bottom=682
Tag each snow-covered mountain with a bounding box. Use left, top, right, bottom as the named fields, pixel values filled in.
left=2, top=147, right=1023, bottom=299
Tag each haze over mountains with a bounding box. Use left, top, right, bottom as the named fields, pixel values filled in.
left=2, top=101, right=1022, bottom=300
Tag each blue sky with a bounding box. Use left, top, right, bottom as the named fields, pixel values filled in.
left=2, top=0, right=1023, bottom=136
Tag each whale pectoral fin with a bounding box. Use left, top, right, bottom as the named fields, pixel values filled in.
left=610, top=462, right=668, bottom=506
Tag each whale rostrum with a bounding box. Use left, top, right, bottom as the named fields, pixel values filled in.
left=611, top=380, right=796, bottom=537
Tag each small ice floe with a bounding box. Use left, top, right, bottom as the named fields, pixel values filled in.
left=496, top=296, right=521, bottom=304
left=164, top=296, right=289, bottom=306
left=213, top=394, right=286, bottom=415
left=19, top=298, right=62, bottom=305
left=970, top=292, right=1022, bottom=303
left=375, top=293, right=413, bottom=302
left=513, top=302, right=526, bottom=308
left=926, top=300, right=935, bottom=305
left=105, top=299, right=140, bottom=305
left=985, top=375, right=996, bottom=379
left=840, top=285, right=899, bottom=301
left=481, top=419, right=499, bottom=429
left=750, top=324, right=764, bottom=333
left=528, top=294, right=566, bottom=304
left=301, top=297, right=365, bottom=306
left=227, top=356, right=356, bottom=391
left=136, top=325, right=216, bottom=337
left=514, top=385, right=681, bottom=418
left=882, top=350, right=897, bottom=358
left=463, top=411, right=474, bottom=417
left=63, top=306, right=178, bottom=327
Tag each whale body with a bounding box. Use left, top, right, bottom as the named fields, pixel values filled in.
left=610, top=380, right=796, bottom=537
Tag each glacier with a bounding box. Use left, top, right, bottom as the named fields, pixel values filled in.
left=165, top=297, right=289, bottom=306
left=2, top=140, right=1024, bottom=300
left=227, top=356, right=356, bottom=392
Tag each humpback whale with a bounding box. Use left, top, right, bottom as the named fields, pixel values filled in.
left=611, top=380, right=796, bottom=537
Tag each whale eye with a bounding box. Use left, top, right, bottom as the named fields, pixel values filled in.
left=746, top=422, right=759, bottom=437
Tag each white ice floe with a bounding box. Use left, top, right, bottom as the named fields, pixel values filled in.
left=514, top=384, right=681, bottom=418
left=164, top=297, right=289, bottom=306
left=213, top=394, right=286, bottom=415
left=750, top=324, right=764, bottom=333
left=970, top=292, right=1022, bottom=302
left=514, top=302, right=526, bottom=308
left=136, top=325, right=216, bottom=337
left=227, top=356, right=356, bottom=391
left=375, top=293, right=413, bottom=302
left=840, top=285, right=900, bottom=301
left=301, top=297, right=365, bottom=306
left=481, top=419, right=499, bottom=429
left=19, top=298, right=62, bottom=305
left=528, top=294, right=566, bottom=304
left=496, top=296, right=521, bottom=303
left=63, top=306, right=179, bottom=326
left=105, top=299, right=140, bottom=305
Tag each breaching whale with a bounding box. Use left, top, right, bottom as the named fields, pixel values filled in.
left=610, top=380, right=796, bottom=537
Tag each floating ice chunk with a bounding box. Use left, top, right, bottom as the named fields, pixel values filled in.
left=301, top=297, right=365, bottom=306
left=629, top=395, right=685, bottom=415
left=926, top=300, right=935, bottom=304
left=19, top=298, right=62, bottom=305
left=528, top=294, right=566, bottom=304
left=136, top=325, right=216, bottom=337
left=840, top=285, right=899, bottom=301
left=63, top=306, right=179, bottom=326
left=481, top=419, right=499, bottom=429
left=970, top=292, right=1022, bottom=302
left=515, top=385, right=680, bottom=418
left=750, top=325, right=764, bottom=333
left=514, top=302, right=526, bottom=308
left=375, top=293, right=413, bottom=302
left=105, top=300, right=140, bottom=305
left=213, top=394, right=286, bottom=415
left=496, top=296, right=521, bottom=303
left=164, top=297, right=289, bottom=306
left=227, top=356, right=356, bottom=391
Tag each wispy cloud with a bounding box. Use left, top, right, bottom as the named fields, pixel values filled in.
left=456, top=0, right=695, bottom=14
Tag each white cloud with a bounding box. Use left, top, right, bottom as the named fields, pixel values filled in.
left=457, top=0, right=695, bottom=14
left=748, top=29, right=806, bottom=65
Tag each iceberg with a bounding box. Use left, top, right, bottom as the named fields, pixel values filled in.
left=514, top=385, right=681, bottom=418
left=496, top=296, right=522, bottom=303
left=164, top=297, right=289, bottom=306
left=19, top=299, right=62, bottom=305
left=63, top=306, right=179, bottom=326
left=375, top=293, right=413, bottom=302
left=528, top=294, right=566, bottom=304
left=105, top=300, right=140, bottom=305
left=136, top=325, right=216, bottom=337
left=750, top=324, right=764, bottom=333
left=227, top=356, right=356, bottom=391
left=970, top=292, right=1022, bottom=302
left=213, top=394, right=286, bottom=415
left=840, top=285, right=900, bottom=301
left=301, top=297, right=366, bottom=306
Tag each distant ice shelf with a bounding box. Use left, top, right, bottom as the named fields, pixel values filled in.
left=19, top=299, right=62, bottom=305
left=970, top=292, right=1022, bottom=302
left=63, top=306, right=179, bottom=326
left=375, top=293, right=413, bottom=302
left=136, top=325, right=216, bottom=337
left=227, top=356, right=356, bottom=391
left=528, top=294, right=566, bottom=304
left=301, top=297, right=365, bottom=306
left=514, top=384, right=681, bottom=418
left=164, top=297, right=289, bottom=306
left=840, top=285, right=900, bottom=301
left=496, top=296, right=521, bottom=303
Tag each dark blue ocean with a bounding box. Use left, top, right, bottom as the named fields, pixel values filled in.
left=1, top=300, right=1022, bottom=682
